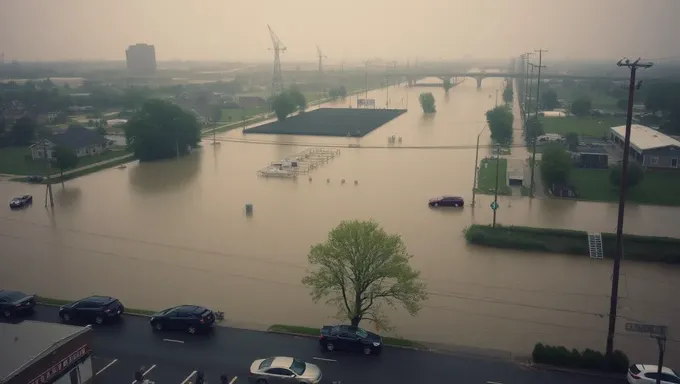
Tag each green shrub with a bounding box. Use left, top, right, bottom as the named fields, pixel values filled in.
left=531, top=343, right=629, bottom=373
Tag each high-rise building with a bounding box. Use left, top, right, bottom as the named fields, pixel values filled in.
left=125, top=44, right=157, bottom=74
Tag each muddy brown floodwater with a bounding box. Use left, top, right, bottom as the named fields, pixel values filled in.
left=2, top=75, right=680, bottom=365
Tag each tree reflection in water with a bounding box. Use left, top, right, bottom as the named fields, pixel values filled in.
left=129, top=151, right=202, bottom=194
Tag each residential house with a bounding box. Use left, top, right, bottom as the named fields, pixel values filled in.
left=609, top=124, right=680, bottom=169
left=569, top=146, right=609, bottom=169
left=30, top=125, right=112, bottom=160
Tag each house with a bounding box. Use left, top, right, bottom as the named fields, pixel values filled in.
left=238, top=96, right=267, bottom=109
left=30, top=125, right=112, bottom=160
left=570, top=146, right=609, bottom=169
left=609, top=124, right=680, bottom=169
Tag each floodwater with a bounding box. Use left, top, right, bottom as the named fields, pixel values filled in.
left=2, top=76, right=680, bottom=365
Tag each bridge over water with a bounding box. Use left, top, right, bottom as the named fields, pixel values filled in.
left=394, top=71, right=630, bottom=88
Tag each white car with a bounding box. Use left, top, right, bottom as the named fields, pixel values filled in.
left=628, top=364, right=680, bottom=384
left=249, top=356, right=322, bottom=384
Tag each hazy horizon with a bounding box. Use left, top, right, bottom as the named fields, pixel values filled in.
left=0, top=0, right=678, bottom=62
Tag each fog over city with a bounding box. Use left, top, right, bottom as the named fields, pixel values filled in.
left=0, top=0, right=678, bottom=61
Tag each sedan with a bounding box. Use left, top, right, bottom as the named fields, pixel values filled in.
left=0, top=290, right=36, bottom=318
left=249, top=356, right=322, bottom=384
left=627, top=364, right=680, bottom=384
left=319, top=324, right=383, bottom=355
left=149, top=305, right=215, bottom=334
left=428, top=195, right=464, bottom=208
left=9, top=195, right=32, bottom=209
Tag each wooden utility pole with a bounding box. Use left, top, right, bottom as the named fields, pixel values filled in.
left=606, top=58, right=653, bottom=357
left=529, top=49, right=547, bottom=198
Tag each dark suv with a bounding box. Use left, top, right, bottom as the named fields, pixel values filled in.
left=0, top=290, right=36, bottom=318
left=59, top=296, right=124, bottom=325
left=150, top=305, right=215, bottom=334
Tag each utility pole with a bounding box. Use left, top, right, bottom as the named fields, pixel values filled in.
left=522, top=52, right=532, bottom=121
left=471, top=124, right=488, bottom=208
left=606, top=58, right=653, bottom=357
left=529, top=49, right=547, bottom=198
left=526, top=63, right=535, bottom=124
left=492, top=143, right=501, bottom=227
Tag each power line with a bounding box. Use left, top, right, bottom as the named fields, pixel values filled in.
left=529, top=49, right=547, bottom=198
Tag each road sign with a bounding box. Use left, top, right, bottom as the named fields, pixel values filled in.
left=625, top=322, right=668, bottom=338
left=490, top=201, right=499, bottom=211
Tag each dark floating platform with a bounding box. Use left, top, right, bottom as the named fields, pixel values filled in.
left=244, top=108, right=407, bottom=137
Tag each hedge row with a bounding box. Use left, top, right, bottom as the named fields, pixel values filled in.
left=532, top=343, right=629, bottom=373
left=464, top=224, right=680, bottom=263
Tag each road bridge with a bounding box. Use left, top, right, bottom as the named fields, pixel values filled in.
left=395, top=71, right=630, bottom=88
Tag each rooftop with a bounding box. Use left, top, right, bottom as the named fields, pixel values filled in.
left=610, top=124, right=680, bottom=151
left=0, top=321, right=89, bottom=382
left=36, top=125, right=109, bottom=149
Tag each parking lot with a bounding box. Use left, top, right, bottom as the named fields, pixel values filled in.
left=92, top=355, right=239, bottom=384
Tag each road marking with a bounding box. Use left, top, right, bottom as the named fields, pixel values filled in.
left=143, top=365, right=157, bottom=376
left=181, top=370, right=197, bottom=384
left=95, top=358, right=118, bottom=376
left=163, top=338, right=185, bottom=344
left=229, top=376, right=238, bottom=384
left=312, top=357, right=337, bottom=362
left=487, top=381, right=504, bottom=384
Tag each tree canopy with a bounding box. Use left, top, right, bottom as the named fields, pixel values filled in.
left=610, top=162, right=645, bottom=190
left=272, top=92, right=298, bottom=121
left=485, top=105, right=513, bottom=144
left=288, top=86, right=307, bottom=111
left=419, top=92, right=436, bottom=113
left=443, top=79, right=453, bottom=93
left=9, top=116, right=37, bottom=146
left=124, top=99, right=201, bottom=162
left=328, top=86, right=348, bottom=99
left=502, top=82, right=513, bottom=104
left=542, top=89, right=559, bottom=110
left=540, top=146, right=572, bottom=186
left=570, top=97, right=592, bottom=117
left=52, top=146, right=79, bottom=184
left=302, top=220, right=428, bottom=328
left=524, top=116, right=545, bottom=144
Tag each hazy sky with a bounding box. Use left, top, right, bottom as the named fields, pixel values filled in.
left=0, top=0, right=678, bottom=62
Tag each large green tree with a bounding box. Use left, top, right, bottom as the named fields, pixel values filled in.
left=486, top=105, right=513, bottom=144
left=124, top=99, right=200, bottom=162
left=610, top=162, right=645, bottom=190
left=272, top=92, right=297, bottom=121
left=329, top=86, right=348, bottom=99
left=302, top=220, right=428, bottom=328
left=542, top=89, right=559, bottom=110
left=10, top=116, right=37, bottom=146
left=540, top=146, right=572, bottom=186
left=288, top=86, right=308, bottom=111
left=52, top=146, right=79, bottom=186
left=503, top=82, right=513, bottom=104
left=419, top=92, right=436, bottom=113
left=443, top=78, right=453, bottom=93
left=525, top=116, right=545, bottom=144
left=570, top=97, right=592, bottom=117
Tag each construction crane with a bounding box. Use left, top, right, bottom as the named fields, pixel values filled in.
left=267, top=25, right=286, bottom=97
left=316, top=45, right=327, bottom=74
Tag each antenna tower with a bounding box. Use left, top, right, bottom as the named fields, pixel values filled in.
left=316, top=46, right=327, bottom=74
left=267, top=25, right=286, bottom=97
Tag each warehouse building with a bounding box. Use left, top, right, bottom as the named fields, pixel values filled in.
left=610, top=124, right=680, bottom=169
left=0, top=321, right=93, bottom=384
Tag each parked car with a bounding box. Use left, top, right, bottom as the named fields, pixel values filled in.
left=59, top=296, right=124, bottom=325
left=9, top=195, right=32, bottom=209
left=27, top=175, right=44, bottom=183
left=248, top=356, right=322, bottom=384
left=149, top=305, right=215, bottom=334
left=0, top=290, right=36, bottom=318
left=627, top=364, right=680, bottom=384
left=319, top=324, right=383, bottom=355
left=428, top=195, right=464, bottom=208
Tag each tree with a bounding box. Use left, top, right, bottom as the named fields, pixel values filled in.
left=52, top=146, right=79, bottom=185
left=565, top=132, right=579, bottom=151
left=540, top=146, right=572, bottom=186
left=124, top=99, right=201, bottom=162
left=570, top=97, right=592, bottom=117
left=288, top=86, right=307, bottom=111
left=419, top=92, right=436, bottom=113
left=525, top=116, right=544, bottom=143
left=503, top=82, right=513, bottom=104
left=443, top=78, right=452, bottom=93
left=329, top=86, right=348, bottom=99
left=610, top=162, right=645, bottom=189
left=271, top=92, right=297, bottom=121
left=485, top=105, right=513, bottom=144
left=542, top=89, right=559, bottom=110
left=10, top=116, right=37, bottom=146
left=302, top=220, right=428, bottom=328
left=616, top=99, right=628, bottom=111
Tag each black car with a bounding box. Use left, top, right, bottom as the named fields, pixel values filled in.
left=428, top=195, right=464, bottom=207
left=9, top=195, right=33, bottom=209
left=59, top=296, right=124, bottom=325
left=319, top=325, right=383, bottom=355
left=149, top=305, right=215, bottom=334
left=0, top=290, right=36, bottom=318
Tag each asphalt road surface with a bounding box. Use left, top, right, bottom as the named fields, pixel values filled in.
left=5, top=306, right=626, bottom=384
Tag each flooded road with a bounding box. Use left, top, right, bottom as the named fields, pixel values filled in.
left=2, top=76, right=680, bottom=364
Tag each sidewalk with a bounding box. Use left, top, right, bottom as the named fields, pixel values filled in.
left=50, top=153, right=134, bottom=178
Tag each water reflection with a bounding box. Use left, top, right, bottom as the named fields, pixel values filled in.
left=129, top=152, right=202, bottom=194
left=54, top=186, right=82, bottom=210
left=420, top=113, right=436, bottom=127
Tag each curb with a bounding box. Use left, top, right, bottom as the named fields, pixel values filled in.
left=529, top=363, right=626, bottom=379
left=37, top=301, right=153, bottom=318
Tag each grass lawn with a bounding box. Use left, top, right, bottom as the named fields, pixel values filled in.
left=220, top=107, right=267, bottom=122
left=267, top=324, right=422, bottom=348
left=476, top=158, right=511, bottom=195
left=570, top=168, right=680, bottom=206
left=0, top=147, right=131, bottom=176
left=539, top=116, right=626, bottom=137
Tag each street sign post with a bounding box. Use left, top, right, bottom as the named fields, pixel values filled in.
left=625, top=322, right=668, bottom=384
left=490, top=201, right=499, bottom=211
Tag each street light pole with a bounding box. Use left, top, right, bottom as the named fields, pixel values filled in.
left=471, top=124, right=487, bottom=208
left=492, top=143, right=501, bottom=228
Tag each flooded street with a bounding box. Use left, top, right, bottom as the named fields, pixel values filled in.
left=2, top=76, right=680, bottom=364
